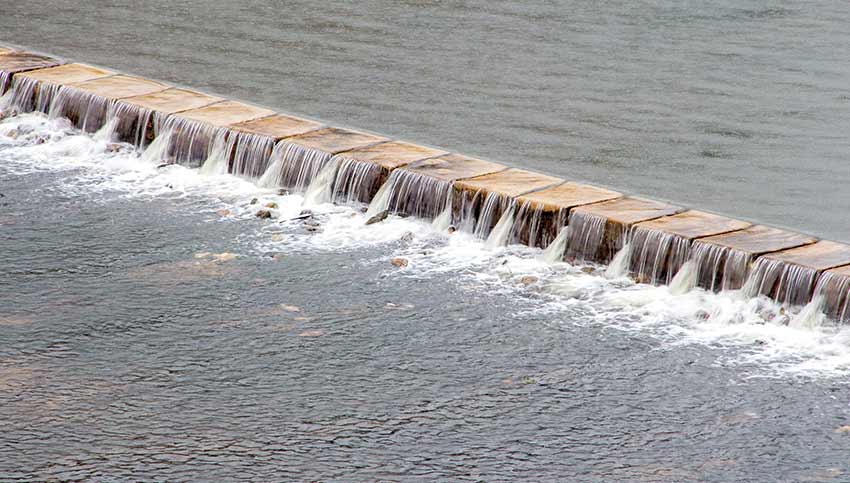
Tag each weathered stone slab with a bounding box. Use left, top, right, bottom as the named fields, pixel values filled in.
left=452, top=168, right=563, bottom=239
left=0, top=51, right=63, bottom=92
left=0, top=46, right=16, bottom=55
left=17, top=63, right=114, bottom=85
left=403, top=154, right=507, bottom=182
left=122, top=87, right=222, bottom=114
left=175, top=99, right=274, bottom=127
left=284, top=127, right=388, bottom=155
left=748, top=241, right=850, bottom=306
left=334, top=141, right=448, bottom=203
left=630, top=210, right=751, bottom=285
left=68, top=74, right=168, bottom=100
left=230, top=113, right=322, bottom=139
left=691, top=225, right=818, bottom=291
left=567, top=197, right=682, bottom=263
left=513, top=182, right=622, bottom=247
left=111, top=88, right=223, bottom=146
left=820, top=265, right=850, bottom=323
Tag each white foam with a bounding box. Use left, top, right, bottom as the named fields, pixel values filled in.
left=3, top=111, right=850, bottom=379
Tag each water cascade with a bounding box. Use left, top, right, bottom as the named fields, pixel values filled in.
left=668, top=260, right=698, bottom=295
left=365, top=168, right=452, bottom=220
left=431, top=194, right=453, bottom=232
left=743, top=258, right=818, bottom=307
left=510, top=200, right=565, bottom=249
left=1, top=75, right=52, bottom=114
left=689, top=241, right=752, bottom=292
left=453, top=191, right=513, bottom=240
left=226, top=131, right=276, bottom=179
left=258, top=142, right=332, bottom=191
left=628, top=227, right=692, bottom=285
left=302, top=156, right=341, bottom=206
left=153, top=115, right=227, bottom=167
left=605, top=243, right=632, bottom=279
left=330, top=155, right=383, bottom=205
left=102, top=101, right=162, bottom=148
left=813, top=271, right=850, bottom=323
left=563, top=211, right=608, bottom=262
left=540, top=226, right=570, bottom=264
left=49, top=86, right=112, bottom=133
left=485, top=202, right=516, bottom=248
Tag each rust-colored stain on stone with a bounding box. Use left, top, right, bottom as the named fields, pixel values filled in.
left=515, top=182, right=621, bottom=213
left=759, top=240, right=850, bottom=270
left=0, top=51, right=62, bottom=74
left=571, top=196, right=682, bottom=225
left=697, top=225, right=817, bottom=256
left=635, top=210, right=751, bottom=240
left=69, top=74, right=168, bottom=99
left=176, top=99, right=274, bottom=127
left=404, top=154, right=507, bottom=182
left=341, top=141, right=447, bottom=170
left=18, top=63, right=114, bottom=85
left=121, top=87, right=223, bottom=114
left=230, top=114, right=322, bottom=139
left=454, top=168, right=563, bottom=199
left=286, top=127, right=388, bottom=154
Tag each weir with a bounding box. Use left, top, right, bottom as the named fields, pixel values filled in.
left=259, top=127, right=386, bottom=194
left=330, top=141, right=446, bottom=205
left=629, top=211, right=751, bottom=285
left=0, top=50, right=62, bottom=94
left=512, top=182, right=620, bottom=250
left=743, top=241, right=850, bottom=307
left=367, top=153, right=506, bottom=220
left=452, top=168, right=561, bottom=239
left=7, top=46, right=850, bottom=323
left=49, top=74, right=168, bottom=133
left=2, top=63, right=113, bottom=115
left=690, top=225, right=817, bottom=292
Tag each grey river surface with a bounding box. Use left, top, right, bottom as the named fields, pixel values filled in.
left=3, top=1, right=850, bottom=482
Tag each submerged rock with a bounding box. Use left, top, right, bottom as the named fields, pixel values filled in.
left=400, top=231, right=414, bottom=242
left=366, top=210, right=389, bottom=225
left=447, top=225, right=456, bottom=234
left=216, top=209, right=231, bottom=217
left=256, top=209, right=272, bottom=219
left=519, top=276, right=538, bottom=286
left=264, top=202, right=278, bottom=209
left=277, top=189, right=289, bottom=196
left=390, top=257, right=409, bottom=268
left=250, top=198, right=259, bottom=205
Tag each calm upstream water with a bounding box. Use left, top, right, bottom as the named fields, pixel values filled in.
left=3, top=1, right=850, bottom=482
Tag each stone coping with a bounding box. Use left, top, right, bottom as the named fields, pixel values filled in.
left=340, top=141, right=447, bottom=170
left=0, top=51, right=63, bottom=75
left=174, top=99, right=274, bottom=127
left=68, top=74, right=168, bottom=99
left=121, top=87, right=223, bottom=114
left=515, top=181, right=621, bottom=213
left=402, top=154, right=507, bottom=182
left=17, top=63, right=114, bottom=84
left=284, top=127, right=388, bottom=154
left=696, top=225, right=817, bottom=256
left=571, top=196, right=682, bottom=225
left=758, top=240, right=850, bottom=271
left=634, top=210, right=751, bottom=240
left=454, top=168, right=562, bottom=199
left=230, top=114, right=322, bottom=139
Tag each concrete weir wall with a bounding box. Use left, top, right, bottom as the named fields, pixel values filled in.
left=4, top=46, right=850, bottom=322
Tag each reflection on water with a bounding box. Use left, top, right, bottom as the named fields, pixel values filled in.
left=1, top=113, right=850, bottom=481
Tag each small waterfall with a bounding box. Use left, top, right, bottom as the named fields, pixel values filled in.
left=139, top=125, right=174, bottom=164
left=199, top=130, right=230, bottom=175
left=605, top=243, right=632, bottom=279
left=510, top=200, right=566, bottom=248
left=689, top=241, right=752, bottom=292
left=1, top=75, right=46, bottom=114
left=104, top=101, right=161, bottom=148
left=790, top=293, right=827, bottom=329
left=92, top=115, right=118, bottom=144
left=258, top=142, right=332, bottom=191
left=0, top=72, right=12, bottom=95
left=331, top=155, right=383, bottom=205
left=743, top=258, right=818, bottom=307
left=628, top=227, right=692, bottom=285
left=365, top=169, right=452, bottom=220
left=668, top=260, right=698, bottom=295
left=564, top=211, right=608, bottom=262
left=456, top=191, right=512, bottom=239
left=227, top=131, right=276, bottom=179
left=485, top=203, right=516, bottom=248
left=540, top=226, right=570, bottom=263
left=49, top=86, right=112, bottom=133
left=303, top=157, right=342, bottom=206
left=809, top=271, right=850, bottom=323
left=432, top=193, right=454, bottom=232
left=155, top=115, right=227, bottom=167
